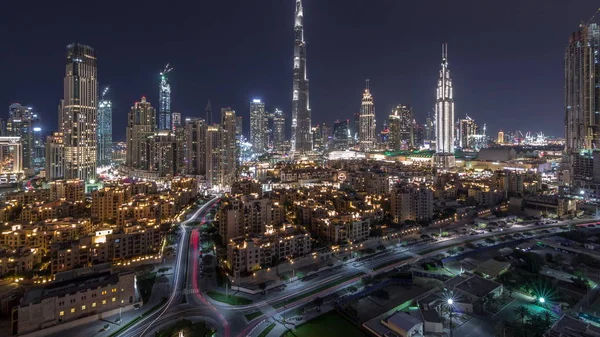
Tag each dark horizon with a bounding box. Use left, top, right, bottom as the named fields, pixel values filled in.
left=2, top=0, right=599, bottom=141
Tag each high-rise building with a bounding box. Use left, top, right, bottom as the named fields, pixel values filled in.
left=424, top=113, right=435, bottom=149
left=272, top=108, right=285, bottom=152
left=158, top=64, right=173, bottom=131
left=333, top=119, right=350, bottom=150
left=565, top=23, right=600, bottom=153
left=458, top=115, right=477, bottom=150
left=171, top=112, right=181, bottom=131
left=221, top=108, right=238, bottom=186
left=126, top=96, right=156, bottom=169
left=59, top=43, right=97, bottom=182
left=250, top=99, right=267, bottom=154
left=205, top=100, right=213, bottom=125
left=183, top=118, right=206, bottom=176
left=97, top=87, right=112, bottom=167
left=434, top=43, right=455, bottom=168
left=359, top=80, right=376, bottom=151
left=7, top=103, right=39, bottom=170
left=390, top=184, right=433, bottom=223
left=291, top=0, right=312, bottom=153
left=148, top=131, right=179, bottom=177
left=32, top=126, right=44, bottom=172
left=312, top=124, right=323, bottom=151
left=388, top=104, right=413, bottom=151
left=45, top=132, right=65, bottom=180
left=206, top=125, right=222, bottom=188
left=498, top=130, right=504, bottom=144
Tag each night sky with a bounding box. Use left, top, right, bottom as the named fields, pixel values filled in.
left=1, top=0, right=598, bottom=141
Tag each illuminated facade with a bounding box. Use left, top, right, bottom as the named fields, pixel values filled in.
left=7, top=103, right=39, bottom=170
left=97, top=87, right=112, bottom=166
left=158, top=64, right=172, bottom=131
left=46, top=132, right=65, bottom=180
left=250, top=99, right=267, bottom=154
left=434, top=43, right=455, bottom=168
left=359, top=80, right=376, bottom=151
left=206, top=125, right=222, bottom=188
left=126, top=97, right=156, bottom=170
left=458, top=115, right=477, bottom=150
left=183, top=118, right=206, bottom=176
left=291, top=0, right=312, bottom=153
left=272, top=108, right=286, bottom=152
left=333, top=119, right=350, bottom=150
left=565, top=23, right=600, bottom=153
left=59, top=43, right=97, bottom=182
left=171, top=112, right=181, bottom=131
left=389, top=104, right=413, bottom=151
left=221, top=108, right=238, bottom=186
left=497, top=130, right=504, bottom=144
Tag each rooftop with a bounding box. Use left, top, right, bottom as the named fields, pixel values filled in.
left=453, top=275, right=502, bottom=298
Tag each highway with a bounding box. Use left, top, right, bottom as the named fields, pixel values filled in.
left=116, top=205, right=599, bottom=337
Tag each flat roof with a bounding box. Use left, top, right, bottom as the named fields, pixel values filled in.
left=21, top=271, right=121, bottom=306
left=454, top=275, right=501, bottom=298
left=549, top=315, right=600, bottom=336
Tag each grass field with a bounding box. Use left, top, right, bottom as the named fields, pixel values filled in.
left=281, top=311, right=368, bottom=337
left=205, top=290, right=253, bottom=305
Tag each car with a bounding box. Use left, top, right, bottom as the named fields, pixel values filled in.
left=133, top=304, right=141, bottom=310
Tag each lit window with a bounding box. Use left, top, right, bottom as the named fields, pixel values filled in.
left=112, top=298, right=116, bottom=302
left=92, top=303, right=96, bottom=307
left=81, top=305, right=86, bottom=310
left=59, top=311, right=64, bottom=316
left=101, top=291, right=107, bottom=295
left=112, top=288, right=117, bottom=293
left=102, top=300, right=106, bottom=305
left=70, top=308, right=75, bottom=313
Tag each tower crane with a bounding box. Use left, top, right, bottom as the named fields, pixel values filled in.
left=160, top=63, right=173, bottom=78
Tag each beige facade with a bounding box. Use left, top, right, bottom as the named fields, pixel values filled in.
left=16, top=271, right=135, bottom=335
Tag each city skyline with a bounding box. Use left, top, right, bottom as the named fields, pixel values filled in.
left=3, top=1, right=600, bottom=141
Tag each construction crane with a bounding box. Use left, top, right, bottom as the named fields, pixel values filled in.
left=582, top=8, right=600, bottom=27
left=101, top=86, right=109, bottom=100
left=160, top=63, right=173, bottom=79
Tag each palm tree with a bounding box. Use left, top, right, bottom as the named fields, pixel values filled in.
left=513, top=305, right=530, bottom=326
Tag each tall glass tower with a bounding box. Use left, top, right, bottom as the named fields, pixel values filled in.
left=359, top=79, right=376, bottom=151
left=434, top=43, right=455, bottom=168
left=291, top=0, right=312, bottom=153
left=565, top=23, right=600, bottom=153
left=159, top=64, right=173, bottom=131
left=97, top=86, right=112, bottom=166
left=60, top=43, right=97, bottom=181
left=250, top=99, right=267, bottom=154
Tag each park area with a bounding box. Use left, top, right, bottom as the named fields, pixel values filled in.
left=281, top=311, right=368, bottom=337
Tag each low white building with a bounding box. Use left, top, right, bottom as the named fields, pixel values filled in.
left=15, top=270, right=136, bottom=335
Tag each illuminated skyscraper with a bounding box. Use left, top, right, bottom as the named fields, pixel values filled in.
left=250, top=99, right=267, bottom=154
left=7, top=103, right=39, bottom=169
left=126, top=96, right=156, bottom=169
left=159, top=64, right=173, bottom=131
left=184, top=117, right=206, bottom=175
left=565, top=23, right=600, bottom=153
left=97, top=87, right=112, bottom=166
left=205, top=125, right=222, bottom=188
left=272, top=108, right=285, bottom=152
left=359, top=80, right=376, bottom=151
left=291, top=0, right=312, bottom=153
left=458, top=115, right=477, bottom=150
left=389, top=104, right=413, bottom=150
left=333, top=119, right=350, bottom=150
left=59, top=43, right=97, bottom=181
left=172, top=112, right=181, bottom=131
left=221, top=108, right=238, bottom=186
left=434, top=43, right=455, bottom=168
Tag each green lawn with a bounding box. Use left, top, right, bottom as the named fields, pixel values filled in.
left=205, top=290, right=253, bottom=305
left=257, top=323, right=276, bottom=337
left=281, top=311, right=368, bottom=337
left=244, top=311, right=263, bottom=321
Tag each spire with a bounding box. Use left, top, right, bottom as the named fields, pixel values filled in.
left=295, top=0, right=304, bottom=27
left=205, top=100, right=212, bottom=125
left=442, top=43, right=448, bottom=64
left=365, top=79, right=370, bottom=91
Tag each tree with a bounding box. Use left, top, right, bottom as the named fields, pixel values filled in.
left=522, top=252, right=544, bottom=273
left=513, top=305, right=530, bottom=326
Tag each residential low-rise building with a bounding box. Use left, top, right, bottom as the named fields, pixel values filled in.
left=15, top=270, right=136, bottom=335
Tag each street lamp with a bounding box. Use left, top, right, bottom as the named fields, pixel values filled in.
left=447, top=298, right=454, bottom=337
left=538, top=297, right=545, bottom=304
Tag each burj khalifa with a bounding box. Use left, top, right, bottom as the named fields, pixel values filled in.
left=291, top=0, right=312, bottom=153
